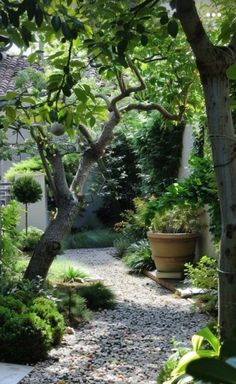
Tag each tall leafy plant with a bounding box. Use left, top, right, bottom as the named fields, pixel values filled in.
left=12, top=176, right=42, bottom=235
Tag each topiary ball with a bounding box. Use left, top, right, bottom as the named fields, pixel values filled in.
left=12, top=175, right=42, bottom=205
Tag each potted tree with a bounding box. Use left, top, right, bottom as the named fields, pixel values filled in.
left=147, top=204, right=200, bottom=279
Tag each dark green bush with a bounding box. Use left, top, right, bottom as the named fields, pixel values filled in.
left=55, top=287, right=91, bottom=326
left=30, top=297, right=65, bottom=346
left=0, top=293, right=64, bottom=363
left=0, top=295, right=25, bottom=313
left=77, top=282, right=117, bottom=311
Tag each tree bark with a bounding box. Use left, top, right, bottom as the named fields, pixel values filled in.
left=177, top=0, right=236, bottom=339
left=24, top=194, right=79, bottom=280
left=201, top=75, right=236, bottom=340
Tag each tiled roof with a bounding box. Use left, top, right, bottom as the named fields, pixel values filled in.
left=0, top=55, right=34, bottom=96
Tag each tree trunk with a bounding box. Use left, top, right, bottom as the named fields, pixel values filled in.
left=24, top=194, right=79, bottom=281
left=201, top=74, right=236, bottom=340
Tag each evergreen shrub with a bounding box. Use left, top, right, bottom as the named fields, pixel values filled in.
left=0, top=293, right=64, bottom=363
left=77, top=282, right=117, bottom=311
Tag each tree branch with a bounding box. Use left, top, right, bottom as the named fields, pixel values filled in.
left=176, top=0, right=236, bottom=74
left=120, top=102, right=185, bottom=121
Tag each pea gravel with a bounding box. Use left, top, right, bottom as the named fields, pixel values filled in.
left=20, top=248, right=208, bottom=384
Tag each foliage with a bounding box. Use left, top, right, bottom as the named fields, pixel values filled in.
left=4, top=157, right=43, bottom=182
left=113, top=236, right=132, bottom=258
left=185, top=256, right=218, bottom=316
left=141, top=155, right=220, bottom=240
left=158, top=327, right=220, bottom=384
left=95, top=131, right=140, bottom=225
left=30, top=296, right=65, bottom=346
left=186, top=337, right=236, bottom=384
left=134, top=119, right=184, bottom=196
left=12, top=175, right=42, bottom=205
left=0, top=293, right=64, bottom=364
left=157, top=340, right=191, bottom=384
left=18, top=226, right=44, bottom=252
left=63, top=229, right=118, bottom=249
left=185, top=256, right=218, bottom=291
left=123, top=240, right=155, bottom=273
left=114, top=197, right=147, bottom=241
left=151, top=204, right=200, bottom=233
left=54, top=287, right=91, bottom=327
left=76, top=282, right=117, bottom=311
left=0, top=201, right=21, bottom=288
left=62, top=266, right=88, bottom=282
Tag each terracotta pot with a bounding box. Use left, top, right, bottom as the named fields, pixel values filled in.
left=147, top=231, right=199, bottom=273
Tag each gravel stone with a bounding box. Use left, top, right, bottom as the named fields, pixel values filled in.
left=20, top=248, right=208, bottom=384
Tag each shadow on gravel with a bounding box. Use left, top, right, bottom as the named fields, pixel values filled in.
left=21, top=300, right=206, bottom=384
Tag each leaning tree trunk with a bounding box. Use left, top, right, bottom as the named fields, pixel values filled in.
left=202, top=75, right=236, bottom=340
left=24, top=193, right=80, bottom=281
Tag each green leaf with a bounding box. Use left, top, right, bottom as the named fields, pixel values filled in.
left=89, top=116, right=96, bottom=127
left=35, top=6, right=44, bottom=27
left=20, top=26, right=32, bottom=46
left=74, top=88, right=88, bottom=103
left=186, top=357, right=236, bottom=384
left=117, top=39, right=128, bottom=55
left=8, top=10, right=20, bottom=28
left=167, top=19, right=179, bottom=38
left=197, top=327, right=220, bottom=353
left=160, top=13, right=169, bottom=25
left=61, top=22, right=72, bottom=40
left=192, top=335, right=204, bottom=352
left=140, top=34, right=148, bottom=46
left=62, top=85, right=72, bottom=97
left=49, top=109, right=58, bottom=122
left=0, top=11, right=8, bottom=27
left=51, top=15, right=61, bottom=32
left=5, top=106, right=16, bottom=121
left=5, top=91, right=18, bottom=101
left=27, top=51, right=38, bottom=63
left=21, top=96, right=36, bottom=105
left=26, top=0, right=36, bottom=21
left=227, top=64, right=236, bottom=80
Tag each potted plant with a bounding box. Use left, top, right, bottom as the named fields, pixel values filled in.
left=147, top=204, right=200, bottom=279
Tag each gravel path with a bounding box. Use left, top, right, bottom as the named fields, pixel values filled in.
left=20, top=248, right=208, bottom=384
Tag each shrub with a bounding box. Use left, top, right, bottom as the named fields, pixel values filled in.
left=123, top=240, right=155, bottom=274
left=30, top=297, right=65, bottom=345
left=0, top=312, right=52, bottom=363
left=113, top=236, right=132, bottom=258
left=18, top=227, right=44, bottom=252
left=62, top=266, right=89, bottom=282
left=55, top=287, right=91, bottom=326
left=0, top=293, right=65, bottom=363
left=63, top=229, right=118, bottom=249
left=77, top=282, right=117, bottom=311
left=185, top=255, right=218, bottom=290
left=185, top=255, right=218, bottom=315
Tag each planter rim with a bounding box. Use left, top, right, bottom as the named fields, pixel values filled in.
left=147, top=231, right=199, bottom=239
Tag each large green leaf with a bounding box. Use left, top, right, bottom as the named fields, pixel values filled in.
left=197, top=327, right=220, bottom=353
left=186, top=357, right=236, bottom=384
left=167, top=19, right=179, bottom=38
left=226, top=64, right=236, bottom=80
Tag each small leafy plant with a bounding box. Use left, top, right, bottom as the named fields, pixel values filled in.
left=113, top=236, right=132, bottom=258
left=12, top=176, right=42, bottom=234
left=151, top=204, right=200, bottom=233
left=158, top=327, right=220, bottom=384
left=185, top=255, right=218, bottom=290
left=123, top=240, right=155, bottom=273
left=62, top=266, right=89, bottom=282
